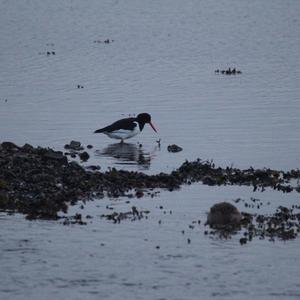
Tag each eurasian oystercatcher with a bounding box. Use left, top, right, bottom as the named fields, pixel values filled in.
left=94, top=113, right=157, bottom=142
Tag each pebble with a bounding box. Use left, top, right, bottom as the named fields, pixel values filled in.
left=79, top=151, right=90, bottom=161
left=167, top=144, right=183, bottom=153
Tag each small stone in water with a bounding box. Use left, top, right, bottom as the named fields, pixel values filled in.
left=79, top=151, right=90, bottom=161
left=167, top=144, right=183, bottom=153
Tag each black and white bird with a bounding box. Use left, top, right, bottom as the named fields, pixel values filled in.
left=94, top=113, right=157, bottom=142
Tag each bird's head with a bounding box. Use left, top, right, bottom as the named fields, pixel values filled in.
left=136, top=113, right=157, bottom=132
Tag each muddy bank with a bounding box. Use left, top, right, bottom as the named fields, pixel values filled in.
left=0, top=141, right=300, bottom=220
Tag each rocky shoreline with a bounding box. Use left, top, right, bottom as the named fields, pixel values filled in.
left=0, top=141, right=300, bottom=220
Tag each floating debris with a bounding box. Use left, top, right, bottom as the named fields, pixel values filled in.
left=101, top=206, right=149, bottom=223
left=62, top=213, right=87, bottom=225
left=93, top=39, right=114, bottom=44
left=44, top=51, right=56, bottom=56
left=215, top=68, right=242, bottom=75
left=156, top=139, right=161, bottom=148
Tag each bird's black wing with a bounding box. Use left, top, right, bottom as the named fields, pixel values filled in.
left=94, top=117, right=137, bottom=133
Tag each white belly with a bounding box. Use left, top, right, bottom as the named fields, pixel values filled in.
left=105, top=127, right=140, bottom=140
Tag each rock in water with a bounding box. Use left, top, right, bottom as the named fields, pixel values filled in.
left=64, top=141, right=84, bottom=151
left=206, top=202, right=242, bottom=227
left=167, top=144, right=183, bottom=153
left=79, top=151, right=90, bottom=162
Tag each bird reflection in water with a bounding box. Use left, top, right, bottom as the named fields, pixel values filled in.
left=96, top=142, right=153, bottom=170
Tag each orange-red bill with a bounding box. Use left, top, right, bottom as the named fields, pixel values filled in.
left=149, top=122, right=157, bottom=133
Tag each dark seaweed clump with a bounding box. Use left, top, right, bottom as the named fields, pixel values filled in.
left=101, top=206, right=150, bottom=223
left=215, top=67, right=242, bottom=75
left=1, top=142, right=300, bottom=220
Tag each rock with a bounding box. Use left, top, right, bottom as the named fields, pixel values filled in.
left=206, top=202, right=242, bottom=227
left=0, top=191, right=9, bottom=207
left=42, top=150, right=68, bottom=164
left=64, top=141, right=84, bottom=151
left=135, top=189, right=144, bottom=198
left=0, top=179, right=8, bottom=189
left=87, top=145, right=93, bottom=149
left=202, top=176, right=217, bottom=186
left=21, top=143, right=34, bottom=153
left=239, top=237, right=247, bottom=245
left=167, top=144, right=183, bottom=153
left=1, top=142, right=20, bottom=151
left=132, top=206, right=139, bottom=216
left=79, top=151, right=90, bottom=161
left=86, top=165, right=100, bottom=171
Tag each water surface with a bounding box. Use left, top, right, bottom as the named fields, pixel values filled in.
left=0, top=1, right=300, bottom=299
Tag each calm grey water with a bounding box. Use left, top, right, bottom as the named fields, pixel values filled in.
left=1, top=1, right=300, bottom=299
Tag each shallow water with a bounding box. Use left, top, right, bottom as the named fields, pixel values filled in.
left=1, top=0, right=300, bottom=299
left=1, top=186, right=300, bottom=300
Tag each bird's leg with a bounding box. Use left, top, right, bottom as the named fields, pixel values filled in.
left=120, top=139, right=124, bottom=144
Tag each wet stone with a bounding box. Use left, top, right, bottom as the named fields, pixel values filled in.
left=79, top=151, right=90, bottom=161
left=42, top=150, right=68, bottom=164
left=64, top=141, right=84, bottom=151
left=239, top=238, right=247, bottom=245
left=167, top=144, right=183, bottom=153
left=21, top=143, right=34, bottom=153
left=86, top=165, right=100, bottom=171
left=135, top=189, right=144, bottom=198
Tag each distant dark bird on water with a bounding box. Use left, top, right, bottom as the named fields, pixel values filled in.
left=94, top=113, right=157, bottom=143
